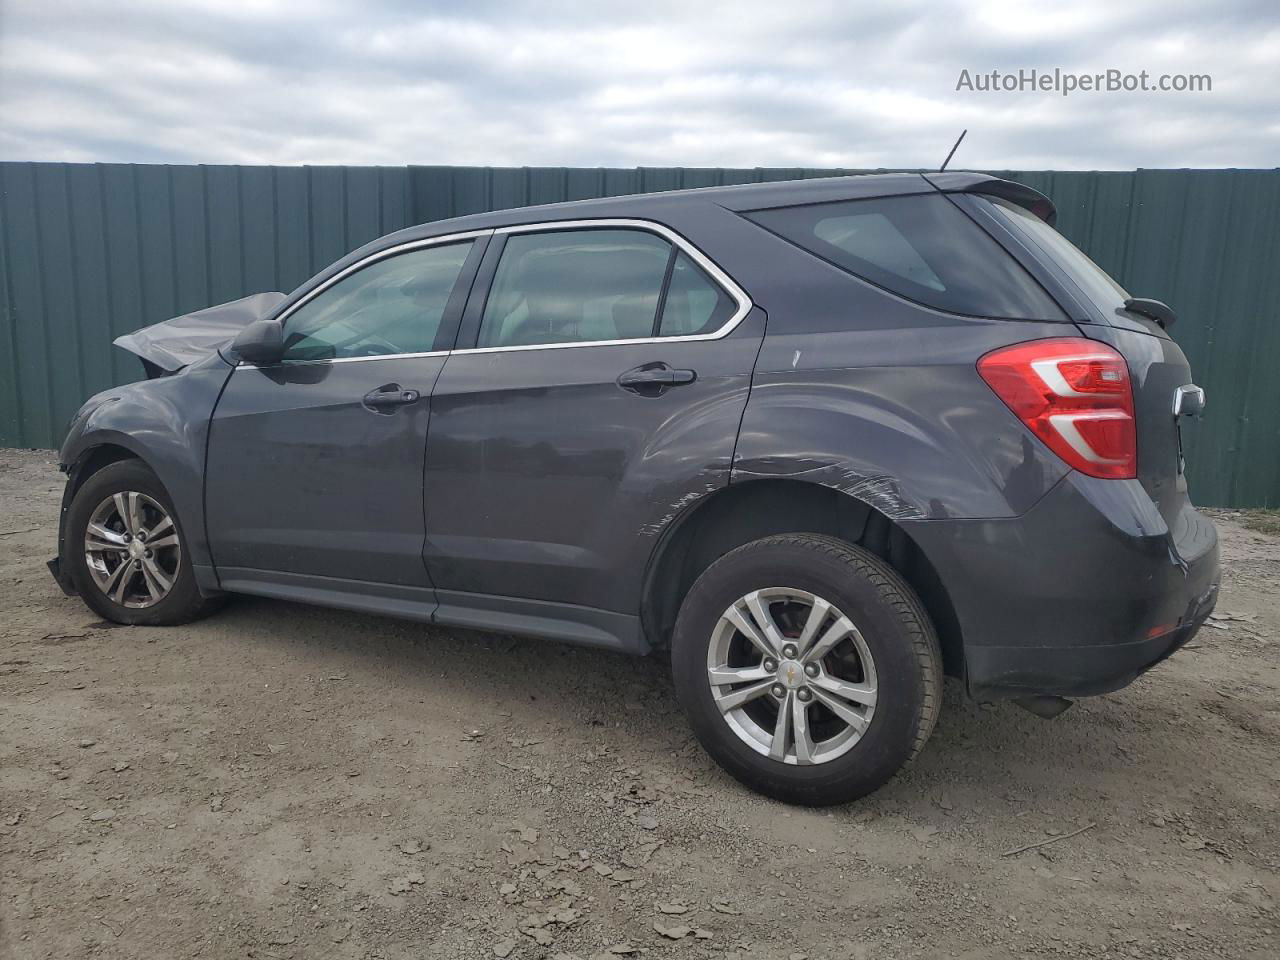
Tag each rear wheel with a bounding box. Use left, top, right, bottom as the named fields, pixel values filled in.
left=66, top=460, right=222, bottom=625
left=671, top=534, right=941, bottom=805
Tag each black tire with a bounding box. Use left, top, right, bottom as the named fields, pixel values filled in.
left=671, top=533, right=942, bottom=805
left=65, top=459, right=224, bottom=626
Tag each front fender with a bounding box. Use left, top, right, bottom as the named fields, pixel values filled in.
left=58, top=357, right=234, bottom=572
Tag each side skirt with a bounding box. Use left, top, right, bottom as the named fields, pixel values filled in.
left=217, top=567, right=437, bottom=623
left=434, top=589, right=648, bottom=655
left=215, top=568, right=648, bottom=655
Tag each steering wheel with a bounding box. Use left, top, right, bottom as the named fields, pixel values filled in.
left=346, top=336, right=399, bottom=357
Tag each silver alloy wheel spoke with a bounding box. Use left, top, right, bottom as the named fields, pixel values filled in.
left=141, top=557, right=172, bottom=597
left=743, top=591, right=787, bottom=656
left=803, top=616, right=856, bottom=663
left=112, top=494, right=130, bottom=531
left=708, top=663, right=772, bottom=685
left=137, top=565, right=158, bottom=602
left=707, top=586, right=878, bottom=766
left=145, top=514, right=174, bottom=541
left=811, top=674, right=878, bottom=708
left=724, top=604, right=777, bottom=659
left=101, top=557, right=130, bottom=601
left=110, top=562, right=134, bottom=604
left=128, top=492, right=144, bottom=536
left=769, top=690, right=794, bottom=760
left=794, top=595, right=832, bottom=657
left=113, top=492, right=140, bottom=535
left=811, top=687, right=870, bottom=734
left=86, top=521, right=128, bottom=552
left=791, top=694, right=814, bottom=764
left=713, top=678, right=775, bottom=712
left=84, top=491, right=180, bottom=609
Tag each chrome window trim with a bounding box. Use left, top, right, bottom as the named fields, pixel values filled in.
left=262, top=349, right=451, bottom=368
left=238, top=218, right=753, bottom=368
left=454, top=218, right=753, bottom=355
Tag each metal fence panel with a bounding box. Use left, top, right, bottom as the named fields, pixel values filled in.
left=993, top=168, right=1280, bottom=509
left=0, top=161, right=1276, bottom=507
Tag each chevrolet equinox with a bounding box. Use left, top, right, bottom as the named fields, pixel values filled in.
left=49, top=172, right=1219, bottom=804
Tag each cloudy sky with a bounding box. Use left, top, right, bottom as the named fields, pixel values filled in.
left=1, top=0, right=1277, bottom=170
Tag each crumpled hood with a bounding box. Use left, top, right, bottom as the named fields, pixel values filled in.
left=113, top=292, right=286, bottom=373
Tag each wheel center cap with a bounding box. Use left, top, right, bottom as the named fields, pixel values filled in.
left=128, top=541, right=145, bottom=559
left=777, top=659, right=806, bottom=689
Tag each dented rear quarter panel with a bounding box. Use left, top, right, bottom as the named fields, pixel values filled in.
left=731, top=264, right=1073, bottom=520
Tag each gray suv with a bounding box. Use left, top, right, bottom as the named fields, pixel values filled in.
left=49, top=172, right=1219, bottom=805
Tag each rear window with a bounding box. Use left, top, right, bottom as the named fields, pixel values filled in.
left=746, top=194, right=1066, bottom=320
left=985, top=197, right=1130, bottom=314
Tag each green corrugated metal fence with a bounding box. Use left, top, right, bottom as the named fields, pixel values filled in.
left=1, top=163, right=1276, bottom=506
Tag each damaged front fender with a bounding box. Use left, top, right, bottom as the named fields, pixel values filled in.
left=56, top=354, right=236, bottom=577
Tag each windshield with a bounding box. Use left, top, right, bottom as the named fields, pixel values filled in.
left=986, top=197, right=1130, bottom=315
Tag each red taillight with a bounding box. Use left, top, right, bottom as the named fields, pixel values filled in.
left=977, top=338, right=1136, bottom=480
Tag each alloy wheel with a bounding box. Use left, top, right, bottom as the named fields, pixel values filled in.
left=83, top=491, right=181, bottom=609
left=706, top=587, right=878, bottom=765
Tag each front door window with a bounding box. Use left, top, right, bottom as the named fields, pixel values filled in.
left=282, top=241, right=474, bottom=361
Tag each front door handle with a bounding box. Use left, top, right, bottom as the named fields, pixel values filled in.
left=617, top=364, right=697, bottom=392
left=362, top=383, right=420, bottom=412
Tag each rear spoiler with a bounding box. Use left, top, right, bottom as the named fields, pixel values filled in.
left=923, top=172, right=1057, bottom=227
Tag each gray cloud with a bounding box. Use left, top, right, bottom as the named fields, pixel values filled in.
left=1, top=0, right=1276, bottom=169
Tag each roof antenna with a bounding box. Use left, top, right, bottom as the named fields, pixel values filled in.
left=939, top=129, right=967, bottom=172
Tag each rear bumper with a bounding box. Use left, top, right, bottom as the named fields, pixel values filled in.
left=905, top=473, right=1220, bottom=700
left=962, top=580, right=1217, bottom=698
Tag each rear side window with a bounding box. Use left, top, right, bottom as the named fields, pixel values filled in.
left=657, top=252, right=736, bottom=337
left=746, top=194, right=1066, bottom=320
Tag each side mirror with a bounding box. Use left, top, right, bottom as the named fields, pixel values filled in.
left=230, top=319, right=284, bottom=365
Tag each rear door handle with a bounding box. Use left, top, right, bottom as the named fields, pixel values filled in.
left=362, top=383, right=420, bottom=412
left=617, top=364, right=697, bottom=391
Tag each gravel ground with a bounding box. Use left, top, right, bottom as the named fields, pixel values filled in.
left=1, top=447, right=1277, bottom=960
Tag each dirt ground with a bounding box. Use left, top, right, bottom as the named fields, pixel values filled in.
left=1, top=447, right=1276, bottom=960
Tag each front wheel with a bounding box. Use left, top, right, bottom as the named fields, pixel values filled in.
left=65, top=459, right=222, bottom=626
left=671, top=534, right=942, bottom=805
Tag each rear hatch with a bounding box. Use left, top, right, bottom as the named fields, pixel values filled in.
left=979, top=196, right=1203, bottom=529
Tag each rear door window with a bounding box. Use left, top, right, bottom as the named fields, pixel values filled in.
left=478, top=229, right=672, bottom=348
left=746, top=194, right=1066, bottom=320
